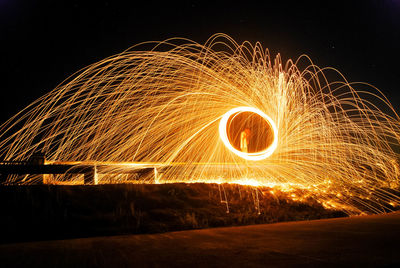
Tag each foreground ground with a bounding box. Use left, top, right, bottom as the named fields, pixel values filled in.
left=0, top=183, right=345, bottom=243
left=1, top=211, right=399, bottom=267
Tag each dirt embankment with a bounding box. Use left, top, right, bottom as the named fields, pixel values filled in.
left=0, top=183, right=346, bottom=243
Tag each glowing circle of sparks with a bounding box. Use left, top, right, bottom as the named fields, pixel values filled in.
left=219, top=107, right=278, bottom=161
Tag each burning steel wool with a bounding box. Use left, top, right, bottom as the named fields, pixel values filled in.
left=1, top=34, right=400, bottom=214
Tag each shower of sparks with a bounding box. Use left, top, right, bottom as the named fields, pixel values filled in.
left=1, top=33, right=400, bottom=214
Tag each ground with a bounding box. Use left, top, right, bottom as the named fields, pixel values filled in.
left=0, top=211, right=399, bottom=267
left=0, top=183, right=345, bottom=243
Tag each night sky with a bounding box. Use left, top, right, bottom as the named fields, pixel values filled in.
left=1, top=0, right=399, bottom=122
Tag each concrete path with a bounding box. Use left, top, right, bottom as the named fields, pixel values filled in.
left=1, top=212, right=400, bottom=267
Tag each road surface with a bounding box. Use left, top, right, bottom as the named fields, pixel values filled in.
left=1, top=212, right=399, bottom=267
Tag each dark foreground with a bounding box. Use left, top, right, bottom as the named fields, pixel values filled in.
left=0, top=183, right=344, bottom=243
left=0, top=212, right=399, bottom=267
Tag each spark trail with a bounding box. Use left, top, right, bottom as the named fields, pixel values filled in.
left=1, top=34, right=399, bottom=214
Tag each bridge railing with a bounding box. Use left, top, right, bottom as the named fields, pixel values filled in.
left=0, top=161, right=160, bottom=185
left=0, top=161, right=33, bottom=166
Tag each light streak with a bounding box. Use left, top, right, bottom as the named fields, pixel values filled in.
left=219, top=106, right=278, bottom=160
left=0, top=33, right=399, bottom=214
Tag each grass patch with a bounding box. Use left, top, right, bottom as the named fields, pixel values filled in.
left=0, top=183, right=346, bottom=243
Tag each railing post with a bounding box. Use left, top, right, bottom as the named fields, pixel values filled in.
left=154, top=167, right=158, bottom=183
left=84, top=165, right=98, bottom=185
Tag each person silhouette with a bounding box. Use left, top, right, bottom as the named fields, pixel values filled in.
left=240, top=128, right=251, bottom=153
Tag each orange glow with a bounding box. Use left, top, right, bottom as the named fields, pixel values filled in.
left=219, top=107, right=278, bottom=160
left=0, top=33, right=400, bottom=214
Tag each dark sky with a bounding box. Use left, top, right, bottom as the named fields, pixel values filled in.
left=1, top=0, right=399, bottom=121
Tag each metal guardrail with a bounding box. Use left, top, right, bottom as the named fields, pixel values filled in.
left=0, top=161, right=158, bottom=185
left=0, top=161, right=32, bottom=165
